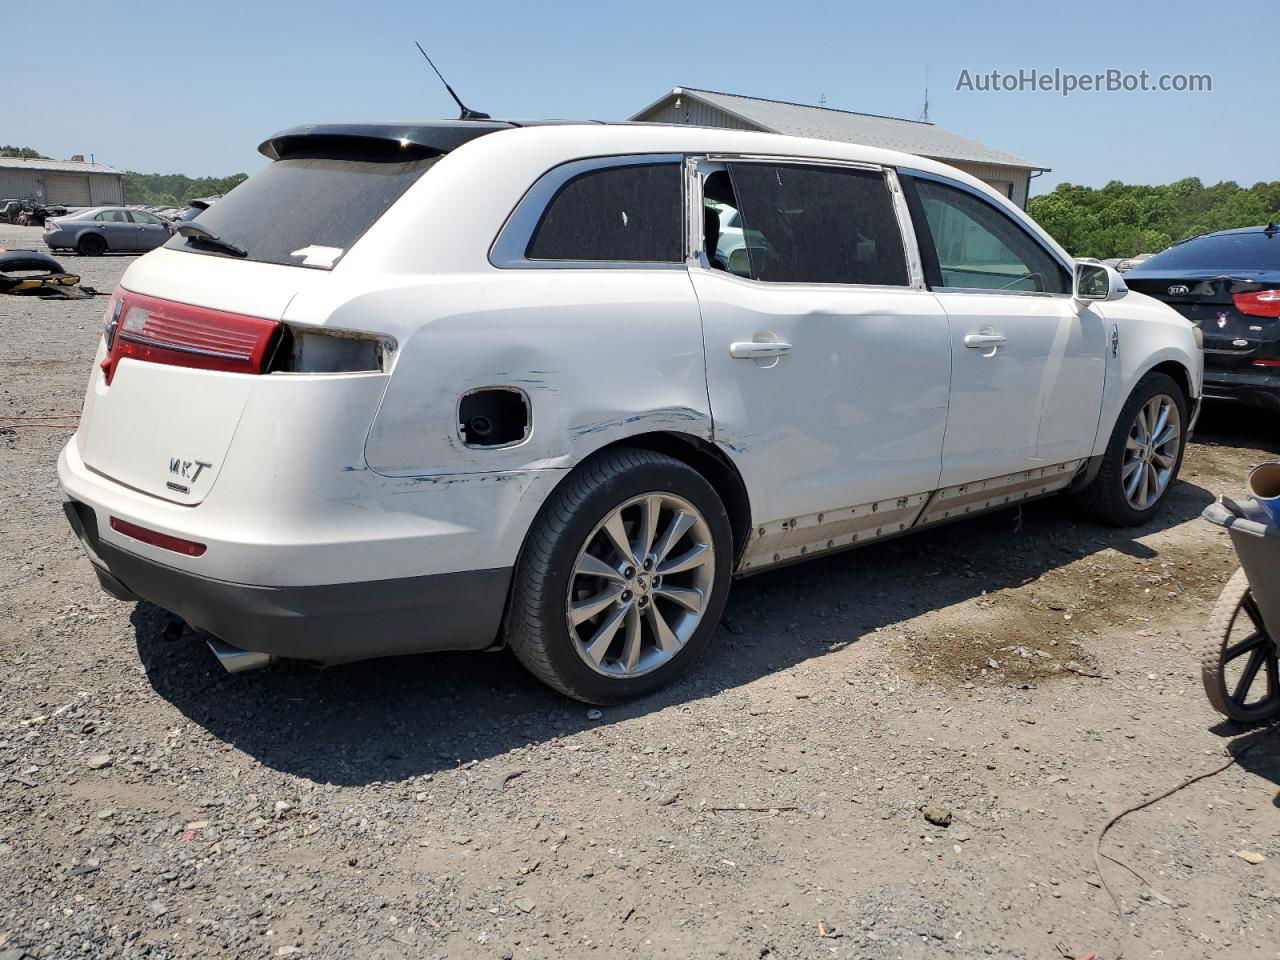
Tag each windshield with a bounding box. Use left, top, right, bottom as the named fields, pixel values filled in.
left=163, top=155, right=439, bottom=269
left=1137, top=230, right=1280, bottom=273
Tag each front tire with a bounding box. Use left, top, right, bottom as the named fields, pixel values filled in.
left=506, top=447, right=733, bottom=704
left=1076, top=371, right=1188, bottom=526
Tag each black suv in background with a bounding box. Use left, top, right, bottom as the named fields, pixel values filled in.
left=1125, top=225, right=1280, bottom=411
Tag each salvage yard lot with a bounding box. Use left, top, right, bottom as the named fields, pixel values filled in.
left=2, top=222, right=1279, bottom=959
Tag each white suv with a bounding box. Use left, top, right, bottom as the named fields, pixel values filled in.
left=58, top=121, right=1203, bottom=703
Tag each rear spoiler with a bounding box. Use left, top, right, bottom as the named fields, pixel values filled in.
left=258, top=119, right=601, bottom=162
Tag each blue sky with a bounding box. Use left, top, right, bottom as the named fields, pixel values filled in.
left=13, top=0, right=1275, bottom=196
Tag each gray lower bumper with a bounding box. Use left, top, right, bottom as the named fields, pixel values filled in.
left=63, top=499, right=512, bottom=664
left=1202, top=368, right=1280, bottom=412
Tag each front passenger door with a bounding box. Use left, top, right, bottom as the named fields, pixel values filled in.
left=902, top=173, right=1106, bottom=487
left=127, top=210, right=170, bottom=250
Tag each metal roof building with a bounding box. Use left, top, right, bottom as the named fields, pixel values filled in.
left=0, top=156, right=125, bottom=207
left=632, top=87, right=1047, bottom=208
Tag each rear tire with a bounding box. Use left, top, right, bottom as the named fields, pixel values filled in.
left=506, top=447, right=733, bottom=704
left=1076, top=372, right=1187, bottom=526
left=77, top=233, right=107, bottom=257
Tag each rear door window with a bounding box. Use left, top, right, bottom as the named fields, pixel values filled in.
left=526, top=163, right=682, bottom=263
left=720, top=163, right=908, bottom=286
left=164, top=155, right=439, bottom=269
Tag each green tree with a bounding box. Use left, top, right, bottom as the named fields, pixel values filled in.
left=0, top=145, right=48, bottom=159
left=123, top=171, right=249, bottom=206
left=1029, top=179, right=1280, bottom=259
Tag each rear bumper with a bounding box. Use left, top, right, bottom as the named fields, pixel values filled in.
left=1202, top=366, right=1280, bottom=411
left=62, top=497, right=511, bottom=662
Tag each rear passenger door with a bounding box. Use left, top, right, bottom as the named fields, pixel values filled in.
left=93, top=210, right=133, bottom=250
left=900, top=172, right=1105, bottom=486
left=688, top=158, right=952, bottom=567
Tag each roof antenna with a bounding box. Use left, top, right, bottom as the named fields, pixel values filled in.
left=916, top=68, right=930, bottom=122
left=414, top=42, right=490, bottom=120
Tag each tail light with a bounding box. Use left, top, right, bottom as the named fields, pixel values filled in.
left=109, top=516, right=207, bottom=557
left=100, top=288, right=281, bottom=384
left=1253, top=359, right=1280, bottom=368
left=1232, top=290, right=1280, bottom=318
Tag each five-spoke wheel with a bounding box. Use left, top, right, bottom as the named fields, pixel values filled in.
left=1202, top=568, right=1280, bottom=724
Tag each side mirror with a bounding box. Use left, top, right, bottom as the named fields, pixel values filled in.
left=1075, top=261, right=1127, bottom=302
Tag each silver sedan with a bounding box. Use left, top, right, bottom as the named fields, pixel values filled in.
left=43, top=207, right=173, bottom=256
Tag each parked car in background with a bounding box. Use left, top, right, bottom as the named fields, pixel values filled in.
left=1125, top=225, right=1280, bottom=410
left=175, top=196, right=219, bottom=222
left=43, top=207, right=173, bottom=256
left=58, top=121, right=1202, bottom=703
left=1117, top=253, right=1156, bottom=273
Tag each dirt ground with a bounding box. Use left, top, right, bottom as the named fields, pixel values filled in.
left=2, top=221, right=1280, bottom=960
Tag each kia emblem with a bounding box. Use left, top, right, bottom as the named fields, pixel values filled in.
left=1168, top=284, right=1190, bottom=296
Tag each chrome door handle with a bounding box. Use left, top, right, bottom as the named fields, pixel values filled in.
left=963, top=334, right=1008, bottom=349
left=729, top=340, right=792, bottom=359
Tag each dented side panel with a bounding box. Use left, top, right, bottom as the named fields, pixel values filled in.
left=358, top=270, right=711, bottom=477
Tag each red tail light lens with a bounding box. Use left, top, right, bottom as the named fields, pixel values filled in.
left=109, top=517, right=207, bottom=557
left=100, top=288, right=281, bottom=384
left=1253, top=359, right=1280, bottom=368
left=1233, top=290, right=1280, bottom=318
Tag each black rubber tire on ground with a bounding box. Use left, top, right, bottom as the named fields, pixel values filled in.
left=77, top=233, right=107, bottom=257
left=506, top=447, right=734, bottom=704
left=1201, top=567, right=1280, bottom=724
left=1074, top=371, right=1188, bottom=526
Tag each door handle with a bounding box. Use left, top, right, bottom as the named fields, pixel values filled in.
left=729, top=340, right=792, bottom=359
left=963, top=334, right=1008, bottom=349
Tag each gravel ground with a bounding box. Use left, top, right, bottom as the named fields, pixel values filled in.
left=3, top=221, right=1280, bottom=960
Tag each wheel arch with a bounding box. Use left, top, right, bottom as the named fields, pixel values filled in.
left=1147, top=359, right=1194, bottom=403
left=621, top=431, right=753, bottom=564
left=521, top=429, right=754, bottom=568
left=1093, top=352, right=1198, bottom=459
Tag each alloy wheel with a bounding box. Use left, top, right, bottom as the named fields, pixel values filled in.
left=1122, top=393, right=1181, bottom=511
left=566, top=493, right=716, bottom=678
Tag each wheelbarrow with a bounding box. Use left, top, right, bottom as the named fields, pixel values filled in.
left=1201, top=498, right=1280, bottom=723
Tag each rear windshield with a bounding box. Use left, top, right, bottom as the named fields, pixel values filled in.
left=1138, top=231, right=1280, bottom=273
left=164, top=155, right=439, bottom=269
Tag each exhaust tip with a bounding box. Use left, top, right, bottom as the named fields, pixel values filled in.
left=206, top=635, right=274, bottom=673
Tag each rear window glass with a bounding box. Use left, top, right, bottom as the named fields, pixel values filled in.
left=1137, top=231, right=1280, bottom=272
left=526, top=163, right=682, bottom=263
left=164, top=155, right=438, bottom=269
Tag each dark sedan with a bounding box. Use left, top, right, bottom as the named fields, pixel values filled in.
left=43, top=207, right=173, bottom=256
left=1124, top=225, right=1280, bottom=411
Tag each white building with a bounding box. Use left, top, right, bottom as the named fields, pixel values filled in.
left=0, top=156, right=125, bottom=206
left=631, top=87, right=1046, bottom=209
